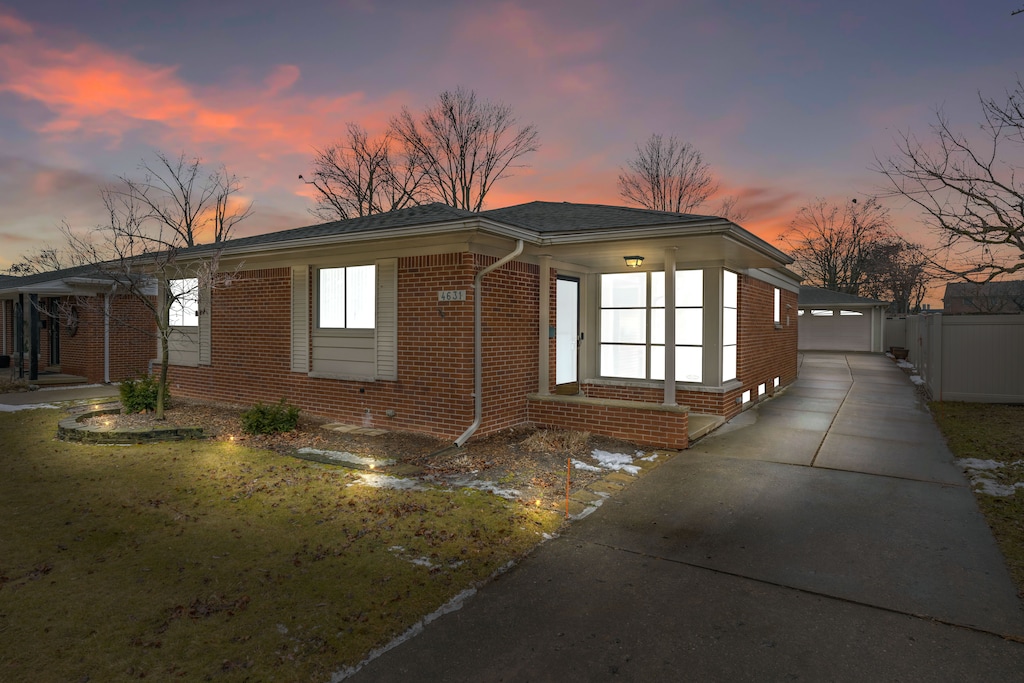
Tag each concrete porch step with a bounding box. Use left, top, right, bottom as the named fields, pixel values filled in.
left=688, top=413, right=726, bottom=441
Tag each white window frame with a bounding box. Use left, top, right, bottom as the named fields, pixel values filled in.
left=723, top=270, right=738, bottom=382
left=599, top=270, right=703, bottom=383
left=773, top=287, right=781, bottom=325
left=168, top=278, right=199, bottom=328
left=318, top=265, right=376, bottom=330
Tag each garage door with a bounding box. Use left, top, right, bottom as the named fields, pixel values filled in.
left=798, top=309, right=871, bottom=351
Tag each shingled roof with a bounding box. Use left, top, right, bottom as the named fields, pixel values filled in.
left=479, top=201, right=714, bottom=232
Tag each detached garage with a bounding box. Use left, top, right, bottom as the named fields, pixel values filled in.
left=798, top=287, right=888, bottom=352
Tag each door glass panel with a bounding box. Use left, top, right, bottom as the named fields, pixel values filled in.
left=556, top=278, right=578, bottom=385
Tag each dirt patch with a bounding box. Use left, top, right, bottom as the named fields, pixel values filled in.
left=87, top=399, right=665, bottom=511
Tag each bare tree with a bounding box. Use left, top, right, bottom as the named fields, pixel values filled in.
left=22, top=152, right=251, bottom=417
left=876, top=81, right=1024, bottom=282
left=5, top=242, right=68, bottom=275
left=860, top=238, right=931, bottom=314
left=784, top=197, right=892, bottom=295
left=106, top=151, right=252, bottom=248
left=618, top=134, right=718, bottom=213
left=301, top=123, right=427, bottom=221
left=716, top=195, right=748, bottom=223
left=389, top=87, right=540, bottom=212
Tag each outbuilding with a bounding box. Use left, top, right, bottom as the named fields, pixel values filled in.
left=797, top=286, right=888, bottom=353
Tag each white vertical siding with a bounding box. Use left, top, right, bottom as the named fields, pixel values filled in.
left=198, top=284, right=211, bottom=366
left=291, top=265, right=310, bottom=373
left=375, top=258, right=398, bottom=381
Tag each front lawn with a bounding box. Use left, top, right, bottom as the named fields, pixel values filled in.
left=930, top=402, right=1024, bottom=597
left=0, top=408, right=562, bottom=681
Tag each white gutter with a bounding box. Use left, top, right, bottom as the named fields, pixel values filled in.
left=454, top=239, right=524, bottom=447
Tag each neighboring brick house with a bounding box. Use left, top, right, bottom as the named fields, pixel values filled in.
left=0, top=265, right=155, bottom=383
left=151, top=201, right=801, bottom=450
left=942, top=280, right=1024, bottom=315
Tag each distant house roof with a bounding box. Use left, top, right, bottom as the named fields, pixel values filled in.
left=943, top=280, right=1024, bottom=298
left=798, top=286, right=888, bottom=308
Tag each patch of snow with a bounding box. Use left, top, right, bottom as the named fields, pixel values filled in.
left=635, top=450, right=645, bottom=458
left=970, top=475, right=1024, bottom=497
left=957, top=458, right=1007, bottom=471
left=410, top=557, right=434, bottom=568
left=0, top=403, right=60, bottom=412
left=570, top=459, right=602, bottom=472
left=896, top=359, right=914, bottom=369
left=909, top=375, right=926, bottom=386
left=297, top=447, right=395, bottom=467
left=388, top=545, right=405, bottom=552
left=347, top=473, right=429, bottom=491
left=590, top=449, right=641, bottom=475
left=639, top=453, right=661, bottom=462
left=436, top=474, right=521, bottom=500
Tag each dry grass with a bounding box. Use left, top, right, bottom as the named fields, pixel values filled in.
left=0, top=407, right=563, bottom=681
left=931, top=401, right=1024, bottom=597
left=519, top=429, right=591, bottom=457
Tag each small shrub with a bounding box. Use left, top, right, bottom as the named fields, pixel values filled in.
left=119, top=375, right=166, bottom=414
left=241, top=400, right=301, bottom=435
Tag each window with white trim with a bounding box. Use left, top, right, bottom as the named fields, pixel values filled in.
left=599, top=270, right=703, bottom=382
left=168, top=278, right=199, bottom=327
left=773, top=287, right=781, bottom=325
left=723, top=270, right=738, bottom=382
left=319, top=265, right=376, bottom=329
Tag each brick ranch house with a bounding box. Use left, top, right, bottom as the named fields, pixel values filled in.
left=2, top=201, right=800, bottom=449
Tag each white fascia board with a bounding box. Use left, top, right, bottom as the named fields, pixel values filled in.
left=744, top=268, right=802, bottom=292
left=181, top=218, right=530, bottom=262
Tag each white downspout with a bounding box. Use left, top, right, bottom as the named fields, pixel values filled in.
left=454, top=239, right=524, bottom=447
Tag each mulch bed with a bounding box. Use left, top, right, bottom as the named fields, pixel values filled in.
left=81, top=398, right=654, bottom=510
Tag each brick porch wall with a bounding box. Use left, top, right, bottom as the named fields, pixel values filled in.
left=528, top=395, right=689, bottom=450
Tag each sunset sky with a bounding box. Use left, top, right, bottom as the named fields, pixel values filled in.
left=0, top=1, right=1020, bottom=278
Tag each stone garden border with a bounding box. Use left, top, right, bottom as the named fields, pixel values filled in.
left=58, top=407, right=204, bottom=444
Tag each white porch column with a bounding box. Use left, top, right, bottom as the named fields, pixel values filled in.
left=538, top=255, right=551, bottom=395
left=664, top=247, right=677, bottom=406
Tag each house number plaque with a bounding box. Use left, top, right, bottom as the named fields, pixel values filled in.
left=437, top=290, right=467, bottom=302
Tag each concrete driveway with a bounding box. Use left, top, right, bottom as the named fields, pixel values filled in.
left=346, top=352, right=1024, bottom=682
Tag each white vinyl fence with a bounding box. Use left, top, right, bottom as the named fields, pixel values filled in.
left=891, top=314, right=1024, bottom=403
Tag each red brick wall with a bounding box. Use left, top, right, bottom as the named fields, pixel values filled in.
left=166, top=261, right=796, bottom=444
left=58, top=295, right=155, bottom=383
left=528, top=397, right=689, bottom=450
left=721, top=277, right=798, bottom=417
left=167, top=256, right=537, bottom=442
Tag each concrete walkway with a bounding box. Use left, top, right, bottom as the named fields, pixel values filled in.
left=347, top=352, right=1024, bottom=681
left=0, top=383, right=119, bottom=408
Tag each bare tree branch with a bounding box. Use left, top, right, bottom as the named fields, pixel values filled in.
left=875, top=81, right=1024, bottom=282
left=301, top=123, right=428, bottom=221
left=389, top=87, right=540, bottom=212
left=618, top=134, right=718, bottom=213
left=783, top=197, right=893, bottom=295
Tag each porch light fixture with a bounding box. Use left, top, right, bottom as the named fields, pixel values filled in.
left=623, top=255, right=644, bottom=268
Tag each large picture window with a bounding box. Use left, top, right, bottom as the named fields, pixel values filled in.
left=723, top=270, right=738, bottom=382
left=319, top=265, right=376, bottom=329
left=168, top=278, right=199, bottom=327
left=600, top=270, right=703, bottom=383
